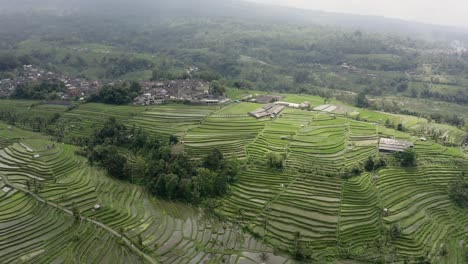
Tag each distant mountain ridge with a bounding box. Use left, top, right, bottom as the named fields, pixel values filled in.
left=1, top=0, right=468, bottom=42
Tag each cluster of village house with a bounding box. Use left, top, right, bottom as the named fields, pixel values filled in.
left=248, top=101, right=310, bottom=119
left=0, top=65, right=103, bottom=100
left=133, top=79, right=229, bottom=105
left=0, top=65, right=229, bottom=104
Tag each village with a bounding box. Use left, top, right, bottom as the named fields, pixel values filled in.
left=0, top=65, right=230, bottom=105
left=0, top=65, right=103, bottom=100
left=133, top=79, right=230, bottom=105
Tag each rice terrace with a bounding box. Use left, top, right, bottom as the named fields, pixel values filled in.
left=1, top=0, right=468, bottom=263
left=0, top=90, right=466, bottom=263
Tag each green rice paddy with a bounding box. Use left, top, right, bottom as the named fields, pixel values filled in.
left=0, top=98, right=466, bottom=263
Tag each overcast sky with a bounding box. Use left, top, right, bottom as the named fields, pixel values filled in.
left=247, top=0, right=468, bottom=28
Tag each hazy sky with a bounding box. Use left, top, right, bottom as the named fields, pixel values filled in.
left=247, top=0, right=468, bottom=28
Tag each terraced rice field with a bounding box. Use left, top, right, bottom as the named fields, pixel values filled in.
left=0, top=99, right=467, bottom=263
left=185, top=103, right=267, bottom=158
left=247, top=109, right=312, bottom=163
left=184, top=104, right=466, bottom=262
left=0, top=124, right=289, bottom=264
left=129, top=105, right=217, bottom=137
left=376, top=164, right=468, bottom=263
left=58, top=103, right=218, bottom=139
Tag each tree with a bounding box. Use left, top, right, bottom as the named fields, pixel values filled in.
left=397, top=82, right=408, bottom=92
left=89, top=81, right=142, bottom=105
left=209, top=81, right=226, bottom=96
left=439, top=245, right=448, bottom=257
left=397, top=123, right=404, bottom=131
left=365, top=155, right=386, bottom=171
left=294, top=70, right=309, bottom=84
left=222, top=159, right=240, bottom=183
left=33, top=178, right=38, bottom=193
left=355, top=91, right=369, bottom=108
left=266, top=151, right=284, bottom=169
left=197, top=168, right=217, bottom=197
left=292, top=231, right=312, bottom=261
left=395, top=148, right=417, bottom=167
left=364, top=156, right=375, bottom=171
left=233, top=80, right=253, bottom=90
left=85, top=119, right=239, bottom=204
left=178, top=178, right=193, bottom=200
left=258, top=252, right=270, bottom=263
left=165, top=173, right=179, bottom=199
left=151, top=68, right=171, bottom=81
left=169, top=135, right=179, bottom=145
left=448, top=178, right=468, bottom=208
left=0, top=53, right=19, bottom=71
left=13, top=80, right=65, bottom=100
left=203, top=148, right=224, bottom=171
left=72, top=202, right=81, bottom=222
left=89, top=144, right=129, bottom=180
left=388, top=224, right=402, bottom=239
left=214, top=173, right=228, bottom=196
left=384, top=118, right=394, bottom=128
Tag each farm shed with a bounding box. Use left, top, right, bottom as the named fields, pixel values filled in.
left=248, top=104, right=285, bottom=119
left=379, top=138, right=414, bottom=153
left=276, top=101, right=310, bottom=109
left=248, top=108, right=269, bottom=119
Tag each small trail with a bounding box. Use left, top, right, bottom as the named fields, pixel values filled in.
left=0, top=173, right=158, bottom=264
left=249, top=169, right=303, bottom=226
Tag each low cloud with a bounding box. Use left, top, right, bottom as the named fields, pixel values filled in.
left=247, top=0, right=468, bottom=28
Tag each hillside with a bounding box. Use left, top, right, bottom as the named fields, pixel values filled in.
left=0, top=120, right=285, bottom=264
left=0, top=95, right=466, bottom=263
left=1, top=7, right=467, bottom=128
left=2, top=0, right=468, bottom=41
left=0, top=1, right=468, bottom=263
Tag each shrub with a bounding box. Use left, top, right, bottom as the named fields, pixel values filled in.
left=88, top=81, right=141, bottom=105
left=388, top=224, right=402, bottom=239
left=395, top=148, right=417, bottom=167
left=364, top=155, right=386, bottom=171
left=266, top=151, right=284, bottom=169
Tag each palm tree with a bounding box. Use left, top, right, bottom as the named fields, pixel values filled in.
left=258, top=252, right=270, bottom=263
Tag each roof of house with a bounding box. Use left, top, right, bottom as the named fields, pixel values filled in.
left=379, top=138, right=414, bottom=152
left=249, top=104, right=285, bottom=119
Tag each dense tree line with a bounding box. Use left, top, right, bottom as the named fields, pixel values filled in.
left=88, top=81, right=142, bottom=105
left=335, top=90, right=466, bottom=128
left=84, top=118, right=240, bottom=203
left=0, top=108, right=62, bottom=133
left=1, top=12, right=467, bottom=104
left=101, top=56, right=154, bottom=78
left=12, top=80, right=65, bottom=100
left=0, top=53, right=21, bottom=72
